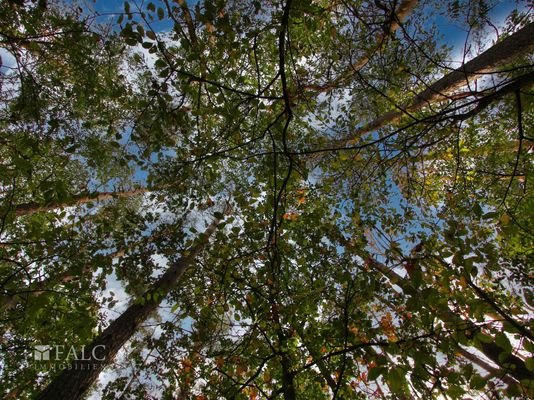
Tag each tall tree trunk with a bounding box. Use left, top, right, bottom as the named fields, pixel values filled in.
left=300, top=0, right=418, bottom=94
left=36, top=216, right=222, bottom=400
left=14, top=188, right=149, bottom=217
left=268, top=290, right=296, bottom=400
left=456, top=347, right=518, bottom=387
left=365, top=257, right=533, bottom=385
left=328, top=22, right=534, bottom=149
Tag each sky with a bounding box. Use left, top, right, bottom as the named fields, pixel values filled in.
left=81, top=1, right=527, bottom=395
left=80, top=0, right=526, bottom=50
left=1, top=0, right=530, bottom=397
left=3, top=1, right=525, bottom=76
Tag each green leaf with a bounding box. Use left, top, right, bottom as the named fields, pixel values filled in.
left=411, top=268, right=423, bottom=289
left=136, top=25, right=145, bottom=37
left=475, top=332, right=493, bottom=344
left=495, top=332, right=512, bottom=353
left=470, top=374, right=486, bottom=390
left=446, top=385, right=465, bottom=398
left=367, top=366, right=384, bottom=381
left=472, top=202, right=482, bottom=217
left=482, top=211, right=499, bottom=220
left=154, top=59, right=166, bottom=69
left=386, top=368, right=406, bottom=394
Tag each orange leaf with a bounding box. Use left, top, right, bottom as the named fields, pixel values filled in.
left=282, top=212, right=298, bottom=221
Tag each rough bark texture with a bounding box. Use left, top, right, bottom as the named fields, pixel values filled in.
left=36, top=218, right=221, bottom=400
left=333, top=22, right=534, bottom=146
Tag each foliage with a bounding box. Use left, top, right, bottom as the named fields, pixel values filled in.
left=0, top=0, right=533, bottom=399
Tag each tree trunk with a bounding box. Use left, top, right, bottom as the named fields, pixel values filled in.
left=36, top=217, right=222, bottom=400
left=365, top=257, right=533, bottom=385
left=329, top=22, right=534, bottom=148
left=14, top=188, right=149, bottom=217
left=299, top=0, right=418, bottom=94
left=457, top=346, right=519, bottom=388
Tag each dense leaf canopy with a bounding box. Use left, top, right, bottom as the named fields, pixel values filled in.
left=0, top=0, right=533, bottom=399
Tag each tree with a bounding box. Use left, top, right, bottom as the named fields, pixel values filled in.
left=1, top=0, right=533, bottom=399
left=36, top=213, right=225, bottom=400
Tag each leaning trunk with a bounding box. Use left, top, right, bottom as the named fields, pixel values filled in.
left=330, top=22, right=534, bottom=148
left=14, top=188, right=149, bottom=217
left=300, top=0, right=418, bottom=94
left=36, top=217, right=221, bottom=400
left=366, top=257, right=532, bottom=385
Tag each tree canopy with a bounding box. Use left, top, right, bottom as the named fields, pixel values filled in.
left=0, top=0, right=533, bottom=399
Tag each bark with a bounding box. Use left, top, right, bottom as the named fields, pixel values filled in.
left=365, top=257, right=533, bottom=385
left=330, top=22, right=534, bottom=148
left=177, top=0, right=198, bottom=48
left=14, top=188, right=149, bottom=217
left=457, top=347, right=518, bottom=388
left=279, top=344, right=297, bottom=400
left=1, top=385, right=22, bottom=400
left=269, top=293, right=296, bottom=400
left=36, top=217, right=222, bottom=400
left=448, top=71, right=534, bottom=122
left=299, top=0, right=418, bottom=94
